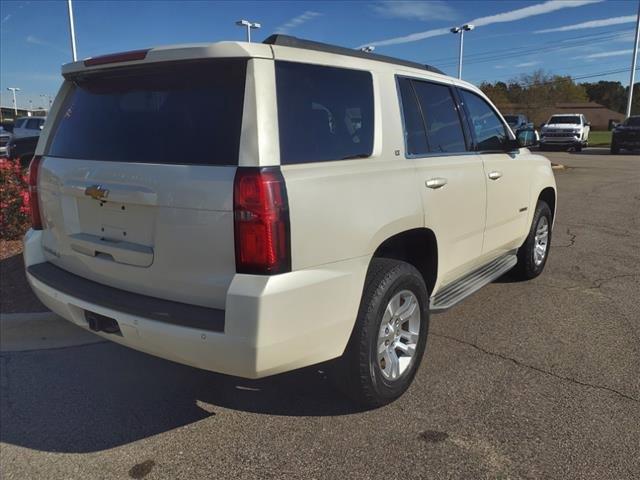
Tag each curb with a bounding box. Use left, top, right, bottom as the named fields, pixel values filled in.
left=0, top=311, right=104, bottom=352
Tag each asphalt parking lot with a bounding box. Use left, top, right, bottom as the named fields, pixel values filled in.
left=1, top=148, right=638, bottom=480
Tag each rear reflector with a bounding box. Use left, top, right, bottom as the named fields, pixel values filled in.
left=233, top=167, right=291, bottom=275
left=28, top=156, right=43, bottom=230
left=84, top=49, right=149, bottom=67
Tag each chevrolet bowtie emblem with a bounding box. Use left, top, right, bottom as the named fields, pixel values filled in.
left=84, top=184, right=109, bottom=201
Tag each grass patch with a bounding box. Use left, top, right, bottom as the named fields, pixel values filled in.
left=589, top=130, right=612, bottom=147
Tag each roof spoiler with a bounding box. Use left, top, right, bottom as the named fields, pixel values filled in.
left=263, top=34, right=445, bottom=75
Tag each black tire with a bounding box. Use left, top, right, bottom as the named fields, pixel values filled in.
left=574, top=144, right=582, bottom=152
left=513, top=201, right=552, bottom=280
left=333, top=258, right=429, bottom=408
left=610, top=142, right=620, bottom=154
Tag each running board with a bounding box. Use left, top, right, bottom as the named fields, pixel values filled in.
left=430, top=253, right=518, bottom=313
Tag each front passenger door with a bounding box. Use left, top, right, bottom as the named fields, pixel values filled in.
left=458, top=89, right=531, bottom=257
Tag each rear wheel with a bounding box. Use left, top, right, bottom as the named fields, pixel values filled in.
left=333, top=259, right=429, bottom=408
left=610, top=141, right=620, bottom=154
left=513, top=201, right=552, bottom=280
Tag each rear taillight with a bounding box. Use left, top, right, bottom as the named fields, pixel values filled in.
left=28, top=155, right=43, bottom=230
left=233, top=167, right=291, bottom=275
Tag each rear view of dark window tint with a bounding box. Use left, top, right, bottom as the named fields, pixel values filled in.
left=397, top=78, right=428, bottom=156
left=275, top=61, right=374, bottom=164
left=47, top=59, right=247, bottom=165
left=412, top=81, right=466, bottom=153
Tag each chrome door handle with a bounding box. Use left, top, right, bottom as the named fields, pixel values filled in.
left=488, top=171, right=503, bottom=180
left=425, top=177, right=448, bottom=189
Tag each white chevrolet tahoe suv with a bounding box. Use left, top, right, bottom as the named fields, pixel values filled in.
left=24, top=35, right=556, bottom=407
left=540, top=113, right=590, bottom=151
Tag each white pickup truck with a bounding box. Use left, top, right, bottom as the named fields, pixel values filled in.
left=24, top=35, right=556, bottom=407
left=540, top=113, right=590, bottom=151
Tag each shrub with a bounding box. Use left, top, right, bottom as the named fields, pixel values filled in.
left=0, top=157, right=31, bottom=239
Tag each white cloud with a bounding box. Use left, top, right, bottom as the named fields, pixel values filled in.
left=535, top=15, right=636, bottom=33
left=372, top=1, right=457, bottom=21
left=275, top=11, right=322, bottom=34
left=25, top=35, right=68, bottom=54
left=359, top=0, right=602, bottom=48
left=574, top=49, right=633, bottom=60
left=516, top=61, right=541, bottom=67
left=1, top=14, right=12, bottom=24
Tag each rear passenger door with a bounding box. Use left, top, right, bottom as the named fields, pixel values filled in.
left=458, top=89, right=531, bottom=256
left=397, top=77, right=486, bottom=286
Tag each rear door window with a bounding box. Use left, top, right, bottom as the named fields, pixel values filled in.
left=412, top=81, right=467, bottom=154
left=275, top=61, right=374, bottom=164
left=397, top=77, right=428, bottom=156
left=47, top=59, right=247, bottom=165
left=397, top=77, right=467, bottom=155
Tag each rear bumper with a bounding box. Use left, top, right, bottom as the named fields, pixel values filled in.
left=24, top=229, right=368, bottom=378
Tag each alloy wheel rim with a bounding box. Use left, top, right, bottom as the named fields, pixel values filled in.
left=376, top=290, right=420, bottom=381
left=534, top=216, right=549, bottom=266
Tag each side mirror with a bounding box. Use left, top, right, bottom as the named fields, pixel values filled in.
left=585, top=122, right=591, bottom=127
left=516, top=128, right=536, bottom=148
left=39, top=125, right=44, bottom=130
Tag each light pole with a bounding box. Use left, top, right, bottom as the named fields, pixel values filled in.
left=235, top=19, right=261, bottom=43
left=450, top=24, right=474, bottom=80
left=67, top=0, right=78, bottom=61
left=7, top=87, right=20, bottom=115
left=625, top=0, right=640, bottom=118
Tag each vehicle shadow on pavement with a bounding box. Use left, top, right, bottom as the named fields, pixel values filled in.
left=0, top=341, right=364, bottom=453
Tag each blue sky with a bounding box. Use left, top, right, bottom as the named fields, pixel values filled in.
left=0, top=0, right=637, bottom=109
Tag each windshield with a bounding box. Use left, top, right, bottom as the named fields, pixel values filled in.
left=547, top=116, right=580, bottom=125
left=47, top=59, right=247, bottom=165
left=625, top=116, right=640, bottom=126
left=504, top=115, right=518, bottom=126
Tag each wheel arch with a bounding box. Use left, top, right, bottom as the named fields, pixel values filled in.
left=538, top=186, right=556, bottom=222
left=370, top=228, right=438, bottom=296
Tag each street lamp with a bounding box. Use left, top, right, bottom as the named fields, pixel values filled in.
left=7, top=87, right=20, bottom=115
left=67, top=0, right=78, bottom=61
left=450, top=24, right=474, bottom=80
left=625, top=0, right=640, bottom=118
left=235, top=19, right=261, bottom=43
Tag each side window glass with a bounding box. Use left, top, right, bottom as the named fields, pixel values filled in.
left=397, top=78, right=428, bottom=156
left=460, top=90, right=508, bottom=151
left=26, top=119, right=40, bottom=129
left=275, top=61, right=374, bottom=164
left=412, top=81, right=467, bottom=153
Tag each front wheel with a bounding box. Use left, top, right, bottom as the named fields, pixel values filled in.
left=513, top=201, right=552, bottom=280
left=333, top=259, right=429, bottom=408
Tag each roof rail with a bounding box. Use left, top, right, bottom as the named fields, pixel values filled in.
left=263, top=34, right=445, bottom=76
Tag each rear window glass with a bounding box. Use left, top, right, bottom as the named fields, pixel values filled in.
left=275, top=61, right=374, bottom=164
left=47, top=59, right=247, bottom=165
